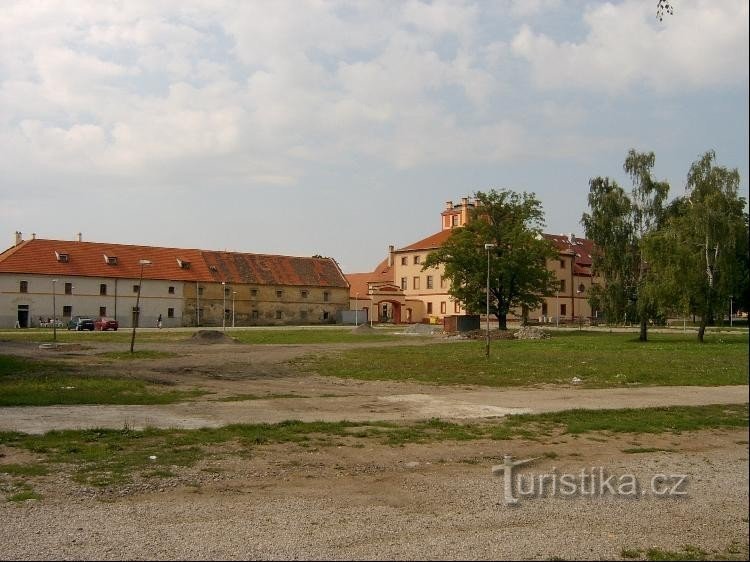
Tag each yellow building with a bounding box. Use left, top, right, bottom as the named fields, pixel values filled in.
left=346, top=198, right=599, bottom=325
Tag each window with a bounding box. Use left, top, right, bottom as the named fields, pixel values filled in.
left=401, top=277, right=407, bottom=290
left=427, top=302, right=433, bottom=314
left=451, top=214, right=458, bottom=227
left=426, top=276, right=433, bottom=289
left=440, top=276, right=447, bottom=289
left=560, top=259, right=566, bottom=269
left=104, top=255, right=118, bottom=265
left=65, top=283, right=73, bottom=295
left=401, top=257, right=408, bottom=266
left=323, top=311, right=330, bottom=320
left=224, top=287, right=231, bottom=297
left=560, top=304, right=567, bottom=317
left=559, top=279, right=566, bottom=292
left=413, top=276, right=420, bottom=290
left=275, top=310, right=282, bottom=319
left=250, top=289, right=258, bottom=297
left=62, top=305, right=72, bottom=317
left=276, top=290, right=283, bottom=298
left=542, top=303, right=548, bottom=315
left=132, top=284, right=139, bottom=293
left=99, top=306, right=106, bottom=317
left=168, top=286, right=175, bottom=294
left=19, top=280, right=28, bottom=293
left=413, top=255, right=421, bottom=265
left=440, top=302, right=446, bottom=314
left=454, top=302, right=461, bottom=313
left=251, top=310, right=259, bottom=320
left=177, top=258, right=191, bottom=269
left=100, top=284, right=107, bottom=295
left=578, top=284, right=585, bottom=294
left=301, top=290, right=308, bottom=298
left=55, top=251, right=69, bottom=263
left=323, top=291, right=330, bottom=302
left=198, top=287, right=204, bottom=296
left=167, top=308, right=174, bottom=318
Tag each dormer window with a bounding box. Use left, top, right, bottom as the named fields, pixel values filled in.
left=104, top=255, right=118, bottom=265
left=209, top=265, right=218, bottom=272
left=55, top=251, right=69, bottom=263
left=177, top=258, right=191, bottom=269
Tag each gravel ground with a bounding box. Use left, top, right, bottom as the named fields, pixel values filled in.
left=1, top=431, right=748, bottom=560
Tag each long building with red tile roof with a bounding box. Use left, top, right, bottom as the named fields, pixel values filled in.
left=0, top=233, right=348, bottom=329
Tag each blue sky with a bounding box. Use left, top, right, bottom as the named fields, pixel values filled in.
left=1, top=0, right=747, bottom=273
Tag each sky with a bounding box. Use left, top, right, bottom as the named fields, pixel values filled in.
left=1, top=0, right=747, bottom=273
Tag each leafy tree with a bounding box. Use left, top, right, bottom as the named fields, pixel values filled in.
left=643, top=150, right=746, bottom=342
left=423, top=189, right=558, bottom=330
left=581, top=150, right=670, bottom=341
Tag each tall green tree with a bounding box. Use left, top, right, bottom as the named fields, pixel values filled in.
left=423, top=189, right=557, bottom=330
left=581, top=150, right=670, bottom=341
left=643, top=150, right=746, bottom=342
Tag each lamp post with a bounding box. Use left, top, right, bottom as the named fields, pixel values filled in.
left=52, top=279, right=57, bottom=342
left=221, top=282, right=226, bottom=332
left=556, top=282, right=560, bottom=328
left=729, top=295, right=733, bottom=327
left=232, top=291, right=237, bottom=328
left=484, top=243, right=496, bottom=358
left=369, top=287, right=374, bottom=327
left=355, top=293, right=359, bottom=326
left=130, top=259, right=151, bottom=353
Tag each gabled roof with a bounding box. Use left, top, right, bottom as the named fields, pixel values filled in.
left=396, top=229, right=453, bottom=252
left=201, top=251, right=348, bottom=288
left=544, top=234, right=596, bottom=277
left=345, top=258, right=394, bottom=297
left=0, top=238, right=211, bottom=281
left=0, top=238, right=349, bottom=287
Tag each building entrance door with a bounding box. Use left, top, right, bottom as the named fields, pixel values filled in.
left=17, top=305, right=29, bottom=328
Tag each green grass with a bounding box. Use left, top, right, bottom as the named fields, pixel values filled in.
left=621, top=543, right=749, bottom=561
left=0, top=355, right=206, bottom=406
left=0, top=463, right=50, bottom=476
left=7, top=490, right=42, bottom=502
left=300, top=331, right=749, bottom=388
left=0, top=327, right=403, bottom=345
left=0, top=403, right=745, bottom=487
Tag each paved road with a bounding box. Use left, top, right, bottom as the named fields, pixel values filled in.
left=1, top=384, right=746, bottom=434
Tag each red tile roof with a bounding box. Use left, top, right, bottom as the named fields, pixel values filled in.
left=345, top=258, right=394, bottom=298
left=397, top=229, right=454, bottom=252
left=0, top=238, right=348, bottom=287
left=201, top=251, right=348, bottom=287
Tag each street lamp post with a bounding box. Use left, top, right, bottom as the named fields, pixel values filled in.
left=221, top=282, right=226, bottom=332
left=355, top=293, right=359, bottom=326
left=130, top=259, right=152, bottom=353
left=52, top=279, right=57, bottom=342
left=556, top=281, right=560, bottom=328
left=484, top=243, right=496, bottom=359
left=232, top=291, right=237, bottom=328
left=729, top=295, right=733, bottom=327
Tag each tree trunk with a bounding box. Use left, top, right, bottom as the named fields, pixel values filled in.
left=496, top=313, right=508, bottom=331
left=639, top=317, right=648, bottom=342
left=697, top=319, right=706, bottom=343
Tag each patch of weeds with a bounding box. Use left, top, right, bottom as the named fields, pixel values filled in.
left=645, top=545, right=708, bottom=561
left=98, top=350, right=178, bottom=360
left=543, top=451, right=559, bottom=459
left=7, top=489, right=42, bottom=502
left=622, top=447, right=676, bottom=454
left=142, top=469, right=176, bottom=478
left=0, top=463, right=49, bottom=477
left=621, top=548, right=642, bottom=559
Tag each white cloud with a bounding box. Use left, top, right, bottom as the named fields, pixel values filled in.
left=511, top=0, right=749, bottom=94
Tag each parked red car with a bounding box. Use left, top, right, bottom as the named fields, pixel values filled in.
left=95, top=317, right=119, bottom=331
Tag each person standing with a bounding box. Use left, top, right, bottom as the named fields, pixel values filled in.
left=157, top=314, right=163, bottom=329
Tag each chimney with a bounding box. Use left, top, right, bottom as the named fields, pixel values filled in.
left=568, top=233, right=576, bottom=245
left=14, top=231, right=23, bottom=246
left=77, top=232, right=82, bottom=242
left=31, top=233, right=36, bottom=240
left=388, top=245, right=394, bottom=267
left=445, top=200, right=453, bottom=211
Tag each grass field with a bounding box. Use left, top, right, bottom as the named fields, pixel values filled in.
left=0, top=403, right=746, bottom=488
left=300, top=331, right=749, bottom=388
left=0, top=327, right=402, bottom=344
left=0, top=355, right=205, bottom=407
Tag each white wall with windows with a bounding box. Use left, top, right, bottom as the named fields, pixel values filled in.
left=0, top=273, right=183, bottom=328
